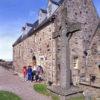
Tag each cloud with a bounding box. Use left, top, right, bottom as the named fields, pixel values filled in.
left=0, top=36, right=15, bottom=61
left=0, top=9, right=37, bottom=61
left=0, top=19, right=25, bottom=61
left=0, top=0, right=48, bottom=61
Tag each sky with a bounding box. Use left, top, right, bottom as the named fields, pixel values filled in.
left=0, top=0, right=100, bottom=61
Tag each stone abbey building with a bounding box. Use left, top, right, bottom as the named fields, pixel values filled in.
left=13, top=0, right=100, bottom=97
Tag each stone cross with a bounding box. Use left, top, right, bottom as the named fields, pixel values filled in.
left=60, top=24, right=71, bottom=89
left=53, top=7, right=81, bottom=89
left=60, top=22, right=81, bottom=89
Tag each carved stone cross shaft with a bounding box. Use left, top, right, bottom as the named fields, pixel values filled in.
left=53, top=6, right=81, bottom=89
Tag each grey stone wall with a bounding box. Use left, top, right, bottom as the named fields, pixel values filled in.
left=13, top=23, right=57, bottom=83
left=53, top=0, right=100, bottom=89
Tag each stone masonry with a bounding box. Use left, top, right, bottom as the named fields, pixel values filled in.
left=13, top=0, right=100, bottom=98
left=13, top=22, right=57, bottom=83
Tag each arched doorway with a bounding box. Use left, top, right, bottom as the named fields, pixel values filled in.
left=32, top=55, right=36, bottom=66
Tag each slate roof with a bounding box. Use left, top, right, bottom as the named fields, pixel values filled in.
left=50, top=0, right=63, bottom=6
left=13, top=15, right=55, bottom=47
left=26, top=23, right=34, bottom=27
left=13, top=0, right=64, bottom=47
left=58, top=0, right=64, bottom=5
left=40, top=9, right=47, bottom=13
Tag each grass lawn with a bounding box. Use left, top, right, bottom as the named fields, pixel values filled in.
left=68, top=96, right=84, bottom=100
left=0, top=91, right=21, bottom=100
left=33, top=83, right=50, bottom=96
left=33, top=83, right=60, bottom=100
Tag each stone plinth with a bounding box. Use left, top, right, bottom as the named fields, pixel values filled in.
left=48, top=85, right=83, bottom=100
left=48, top=85, right=83, bottom=96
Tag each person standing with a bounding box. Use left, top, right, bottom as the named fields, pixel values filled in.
left=27, top=66, right=32, bottom=81
left=32, top=65, right=37, bottom=81
left=36, top=65, right=44, bottom=82
left=22, top=66, right=27, bottom=79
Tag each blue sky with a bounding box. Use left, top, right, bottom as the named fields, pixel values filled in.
left=0, top=0, right=48, bottom=60
left=0, top=0, right=100, bottom=61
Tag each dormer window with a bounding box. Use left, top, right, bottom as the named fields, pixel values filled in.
left=21, top=27, right=26, bottom=38
left=22, top=27, right=26, bottom=31
left=21, top=23, right=33, bottom=37
left=48, top=4, right=52, bottom=15
left=47, top=0, right=59, bottom=18
left=39, top=9, right=47, bottom=24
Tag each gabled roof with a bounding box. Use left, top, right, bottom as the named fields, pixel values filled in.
left=13, top=0, right=65, bottom=47
left=40, top=9, right=47, bottom=13
left=13, top=15, right=55, bottom=47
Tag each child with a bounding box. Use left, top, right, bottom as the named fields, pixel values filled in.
left=27, top=66, right=32, bottom=81
left=22, top=66, right=27, bottom=79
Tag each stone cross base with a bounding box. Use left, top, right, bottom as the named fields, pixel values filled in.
left=48, top=85, right=83, bottom=99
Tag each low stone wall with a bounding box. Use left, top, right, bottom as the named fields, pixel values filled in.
left=80, top=84, right=100, bottom=100
left=0, top=61, right=13, bottom=70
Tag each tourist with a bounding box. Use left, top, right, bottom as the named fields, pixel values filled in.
left=27, top=66, right=32, bottom=81
left=32, top=65, right=37, bottom=81
left=35, top=70, right=39, bottom=82
left=36, top=65, right=44, bottom=82
left=22, top=66, right=27, bottom=79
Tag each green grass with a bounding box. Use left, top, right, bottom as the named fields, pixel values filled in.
left=68, top=96, right=84, bottom=100
left=33, top=83, right=50, bottom=96
left=0, top=91, right=21, bottom=100
left=51, top=94, right=60, bottom=100
left=33, top=83, right=60, bottom=100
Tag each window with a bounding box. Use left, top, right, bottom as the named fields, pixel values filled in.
left=73, top=56, right=79, bottom=69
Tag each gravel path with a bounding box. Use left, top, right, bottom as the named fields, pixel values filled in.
left=0, top=66, right=51, bottom=100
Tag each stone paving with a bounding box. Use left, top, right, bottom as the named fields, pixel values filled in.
left=0, top=66, right=51, bottom=100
